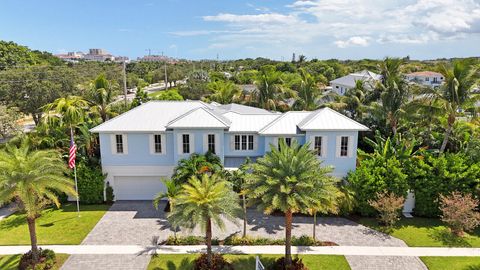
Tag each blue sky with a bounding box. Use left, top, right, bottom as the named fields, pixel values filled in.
left=1, top=0, right=479, bottom=60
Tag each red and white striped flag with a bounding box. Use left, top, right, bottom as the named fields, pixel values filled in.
left=69, top=129, right=77, bottom=169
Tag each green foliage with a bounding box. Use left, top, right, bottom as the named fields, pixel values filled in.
left=165, top=235, right=220, bottom=245
left=131, top=87, right=150, bottom=108
left=0, top=105, right=20, bottom=139
left=207, top=80, right=240, bottom=104
left=153, top=178, right=180, bottom=210
left=193, top=253, right=232, bottom=270
left=75, top=162, right=105, bottom=204
left=409, top=153, right=480, bottom=217
left=172, top=153, right=223, bottom=185
left=19, top=248, right=56, bottom=270
left=151, top=89, right=184, bottom=101
left=347, top=156, right=409, bottom=216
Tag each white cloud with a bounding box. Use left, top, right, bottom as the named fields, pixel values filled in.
left=175, top=0, right=480, bottom=55
left=334, top=36, right=370, bottom=48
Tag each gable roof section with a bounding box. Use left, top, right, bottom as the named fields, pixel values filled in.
left=259, top=111, right=311, bottom=135
left=90, top=101, right=207, bottom=132
left=166, top=107, right=231, bottom=129
left=223, top=112, right=280, bottom=132
left=330, top=69, right=381, bottom=88
left=217, top=103, right=271, bottom=114
left=298, top=107, right=369, bottom=131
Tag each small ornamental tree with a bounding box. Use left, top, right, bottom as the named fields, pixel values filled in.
left=369, top=191, right=405, bottom=227
left=439, top=192, right=480, bottom=236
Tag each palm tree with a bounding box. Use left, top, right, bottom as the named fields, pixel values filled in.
left=42, top=96, right=89, bottom=129
left=246, top=140, right=338, bottom=267
left=88, top=74, right=116, bottom=122
left=293, top=68, right=321, bottom=110
left=253, top=66, right=293, bottom=110
left=0, top=141, right=76, bottom=264
left=327, top=80, right=367, bottom=120
left=373, top=57, right=410, bottom=136
left=167, top=173, right=241, bottom=265
left=153, top=178, right=180, bottom=212
left=415, top=60, right=478, bottom=153
left=172, top=153, right=223, bottom=185
left=207, top=80, right=241, bottom=104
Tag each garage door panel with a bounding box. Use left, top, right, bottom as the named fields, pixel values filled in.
left=114, top=176, right=166, bottom=200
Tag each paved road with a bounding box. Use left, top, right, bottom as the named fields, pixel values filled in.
left=61, top=201, right=428, bottom=270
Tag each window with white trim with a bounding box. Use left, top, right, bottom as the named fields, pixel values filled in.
left=182, top=134, right=190, bottom=154
left=314, top=136, right=322, bottom=156
left=340, top=136, right=349, bottom=157
left=115, top=134, right=124, bottom=154
left=234, top=135, right=254, bottom=151
left=154, top=134, right=162, bottom=153
left=207, top=134, right=215, bottom=154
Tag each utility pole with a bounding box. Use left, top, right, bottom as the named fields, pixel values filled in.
left=122, top=60, right=127, bottom=108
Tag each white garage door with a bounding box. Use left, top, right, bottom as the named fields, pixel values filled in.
left=114, top=176, right=166, bottom=200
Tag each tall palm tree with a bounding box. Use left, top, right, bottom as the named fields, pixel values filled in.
left=433, top=61, right=477, bottom=153
left=167, top=173, right=241, bottom=265
left=246, top=140, right=338, bottom=268
left=208, top=80, right=241, bottom=104
left=293, top=68, right=321, bottom=111
left=42, top=96, right=89, bottom=129
left=88, top=74, right=116, bottom=122
left=0, top=141, right=76, bottom=264
left=327, top=80, right=367, bottom=120
left=254, top=66, right=293, bottom=110
left=374, top=57, right=410, bottom=136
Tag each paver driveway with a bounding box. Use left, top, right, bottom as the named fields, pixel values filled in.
left=63, top=201, right=426, bottom=270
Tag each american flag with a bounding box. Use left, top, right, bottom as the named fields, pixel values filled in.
left=69, top=129, right=77, bottom=169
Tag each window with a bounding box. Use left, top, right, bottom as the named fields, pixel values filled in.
left=285, top=138, right=292, bottom=146
left=153, top=134, right=162, bottom=153
left=115, top=134, right=123, bottom=154
left=234, top=135, right=254, bottom=151
left=208, top=134, right=215, bottom=154
left=314, top=136, right=322, bottom=156
left=335, top=85, right=339, bottom=89
left=425, top=77, right=429, bottom=81
left=340, top=136, right=349, bottom=157
left=182, top=134, right=190, bottom=154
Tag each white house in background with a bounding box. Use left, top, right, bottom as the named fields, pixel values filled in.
left=329, top=70, right=382, bottom=95
left=90, top=101, right=368, bottom=200
left=406, top=71, right=444, bottom=87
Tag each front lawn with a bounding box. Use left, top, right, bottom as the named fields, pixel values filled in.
left=357, top=217, right=480, bottom=247
left=0, top=203, right=110, bottom=245
left=0, top=254, right=69, bottom=270
left=421, top=257, right=480, bottom=270
left=148, top=254, right=350, bottom=270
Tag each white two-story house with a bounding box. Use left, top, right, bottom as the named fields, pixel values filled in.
left=406, top=71, right=444, bottom=87
left=329, top=70, right=382, bottom=95
left=90, top=101, right=368, bottom=200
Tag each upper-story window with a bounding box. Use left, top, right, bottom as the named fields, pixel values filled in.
left=314, top=136, right=322, bottom=156
left=234, top=134, right=254, bottom=151
left=154, top=134, right=162, bottom=153
left=115, top=134, right=124, bottom=154
left=340, top=136, right=349, bottom=157
left=425, top=77, right=430, bottom=81
left=208, top=134, right=215, bottom=154
left=182, top=134, right=190, bottom=154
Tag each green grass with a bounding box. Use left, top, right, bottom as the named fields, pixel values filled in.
left=421, top=257, right=480, bottom=270
left=0, top=254, right=69, bottom=270
left=358, top=217, right=480, bottom=247
left=0, top=203, right=110, bottom=245
left=148, top=254, right=351, bottom=270
left=148, top=87, right=179, bottom=98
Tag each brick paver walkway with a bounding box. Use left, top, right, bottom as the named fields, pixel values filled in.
left=61, top=201, right=427, bottom=270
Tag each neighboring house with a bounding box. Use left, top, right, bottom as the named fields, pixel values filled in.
left=91, top=101, right=368, bottom=200
left=406, top=71, right=444, bottom=87
left=329, top=70, right=382, bottom=95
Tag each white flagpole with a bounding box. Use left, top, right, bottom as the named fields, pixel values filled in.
left=74, top=164, right=80, bottom=217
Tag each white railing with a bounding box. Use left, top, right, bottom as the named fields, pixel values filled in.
left=255, top=256, right=265, bottom=270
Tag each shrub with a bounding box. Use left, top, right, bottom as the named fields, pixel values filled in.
left=368, top=191, right=405, bottom=227
left=193, top=253, right=233, bottom=270
left=269, top=257, right=309, bottom=270
left=347, top=157, right=408, bottom=216
left=409, top=153, right=480, bottom=217
left=165, top=236, right=220, bottom=245
left=439, top=192, right=480, bottom=236
left=19, top=248, right=56, bottom=270
left=75, top=162, right=106, bottom=204
left=105, top=181, right=114, bottom=203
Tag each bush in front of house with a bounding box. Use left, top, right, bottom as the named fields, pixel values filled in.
left=408, top=153, right=480, bottom=217
left=19, top=248, right=56, bottom=270
left=75, top=162, right=106, bottom=204
left=439, top=191, right=480, bottom=236
left=105, top=181, right=114, bottom=203
left=369, top=191, right=405, bottom=227
left=193, top=253, right=233, bottom=270
left=347, top=156, right=409, bottom=216
left=270, top=257, right=309, bottom=270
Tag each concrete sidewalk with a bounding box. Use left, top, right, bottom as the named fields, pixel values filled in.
left=1, top=245, right=479, bottom=257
